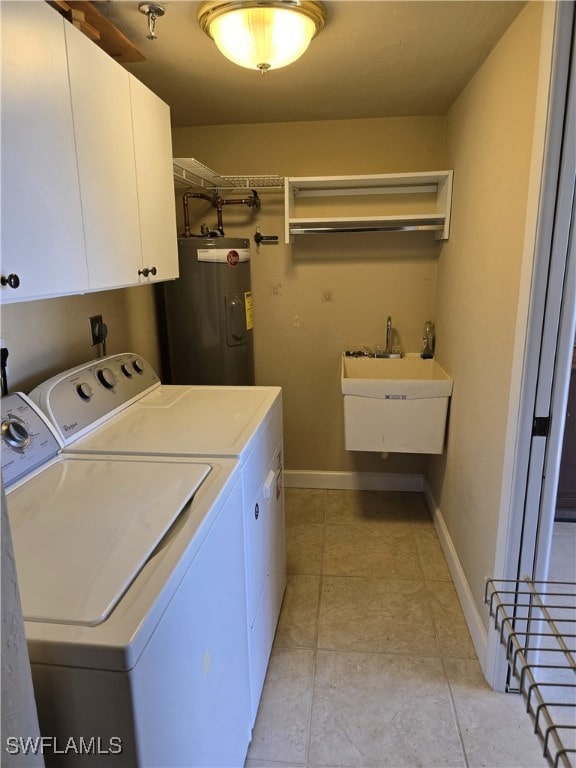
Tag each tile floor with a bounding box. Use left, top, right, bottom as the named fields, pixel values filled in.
left=245, top=488, right=552, bottom=768
left=549, top=522, right=576, bottom=583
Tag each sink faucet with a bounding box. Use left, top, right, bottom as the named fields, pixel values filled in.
left=385, top=315, right=392, bottom=356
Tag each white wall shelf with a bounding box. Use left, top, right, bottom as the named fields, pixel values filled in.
left=284, top=171, right=453, bottom=243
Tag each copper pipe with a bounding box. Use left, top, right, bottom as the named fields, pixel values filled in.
left=182, top=190, right=218, bottom=237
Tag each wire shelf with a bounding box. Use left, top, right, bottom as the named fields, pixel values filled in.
left=173, top=158, right=284, bottom=192
left=485, top=577, right=576, bottom=768
left=220, top=175, right=284, bottom=190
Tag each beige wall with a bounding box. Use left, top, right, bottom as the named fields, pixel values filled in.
left=0, top=286, right=161, bottom=394
left=173, top=117, right=447, bottom=474
left=428, top=2, right=546, bottom=627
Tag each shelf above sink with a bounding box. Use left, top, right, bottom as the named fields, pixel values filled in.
left=285, top=171, right=453, bottom=243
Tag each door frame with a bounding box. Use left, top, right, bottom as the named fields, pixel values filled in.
left=485, top=0, right=576, bottom=690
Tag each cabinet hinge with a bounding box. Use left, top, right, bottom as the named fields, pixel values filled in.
left=532, top=416, right=550, bottom=437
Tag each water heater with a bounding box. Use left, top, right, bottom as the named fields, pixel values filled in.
left=160, top=237, right=254, bottom=385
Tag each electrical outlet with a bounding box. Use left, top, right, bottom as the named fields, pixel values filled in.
left=1, top=345, right=9, bottom=394
left=321, top=288, right=334, bottom=303
left=89, top=314, right=104, bottom=346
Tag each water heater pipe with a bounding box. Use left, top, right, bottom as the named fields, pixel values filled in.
left=182, top=190, right=260, bottom=237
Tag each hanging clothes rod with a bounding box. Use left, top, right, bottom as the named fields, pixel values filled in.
left=289, top=223, right=444, bottom=235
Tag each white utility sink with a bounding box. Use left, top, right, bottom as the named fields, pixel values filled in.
left=341, top=355, right=453, bottom=398
left=341, top=354, right=453, bottom=454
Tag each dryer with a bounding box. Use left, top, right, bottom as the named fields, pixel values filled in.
left=29, top=352, right=286, bottom=726
left=1, top=392, right=250, bottom=767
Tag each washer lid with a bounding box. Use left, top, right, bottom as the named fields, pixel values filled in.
left=72, top=385, right=280, bottom=456
left=7, top=456, right=210, bottom=626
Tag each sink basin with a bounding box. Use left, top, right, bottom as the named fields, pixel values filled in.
left=341, top=354, right=453, bottom=454
left=341, top=355, right=453, bottom=399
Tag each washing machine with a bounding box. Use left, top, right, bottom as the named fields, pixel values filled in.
left=1, top=392, right=250, bottom=767
left=29, top=352, right=286, bottom=726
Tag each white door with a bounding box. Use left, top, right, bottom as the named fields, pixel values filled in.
left=487, top=1, right=576, bottom=689
left=513, top=5, right=576, bottom=584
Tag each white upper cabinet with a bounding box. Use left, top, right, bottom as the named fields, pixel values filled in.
left=1, top=2, right=178, bottom=303
left=0, top=2, right=88, bottom=303
left=130, top=76, right=178, bottom=283
left=64, top=21, right=143, bottom=291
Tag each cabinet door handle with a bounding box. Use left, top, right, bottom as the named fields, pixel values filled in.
left=138, top=266, right=158, bottom=278
left=1, top=273, right=20, bottom=289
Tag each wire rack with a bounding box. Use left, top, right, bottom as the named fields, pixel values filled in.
left=485, top=577, right=576, bottom=768
left=173, top=158, right=284, bottom=192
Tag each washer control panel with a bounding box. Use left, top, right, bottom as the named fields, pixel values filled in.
left=28, top=353, right=161, bottom=445
left=1, top=393, right=61, bottom=487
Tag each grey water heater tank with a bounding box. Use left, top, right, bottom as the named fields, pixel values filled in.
left=161, top=237, right=255, bottom=385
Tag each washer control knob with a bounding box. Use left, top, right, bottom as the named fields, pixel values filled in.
left=97, top=367, right=117, bottom=389
left=1, top=416, right=30, bottom=449
left=76, top=382, right=94, bottom=400
left=120, top=363, right=133, bottom=378
left=132, top=359, right=145, bottom=374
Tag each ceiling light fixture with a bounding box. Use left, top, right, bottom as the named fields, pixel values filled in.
left=198, top=0, right=326, bottom=74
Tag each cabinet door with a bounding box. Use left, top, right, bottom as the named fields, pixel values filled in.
left=64, top=21, right=142, bottom=291
left=0, top=1, right=88, bottom=303
left=129, top=76, right=179, bottom=283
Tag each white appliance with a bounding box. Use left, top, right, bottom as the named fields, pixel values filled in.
left=29, top=352, right=286, bottom=726
left=1, top=392, right=250, bottom=767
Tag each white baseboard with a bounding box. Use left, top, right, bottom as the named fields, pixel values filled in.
left=284, top=470, right=425, bottom=492
left=423, top=481, right=489, bottom=672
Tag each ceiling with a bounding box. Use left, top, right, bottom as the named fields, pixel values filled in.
left=94, top=0, right=526, bottom=128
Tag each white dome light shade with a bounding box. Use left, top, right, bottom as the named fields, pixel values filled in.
left=211, top=7, right=314, bottom=71
left=198, top=2, right=326, bottom=73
